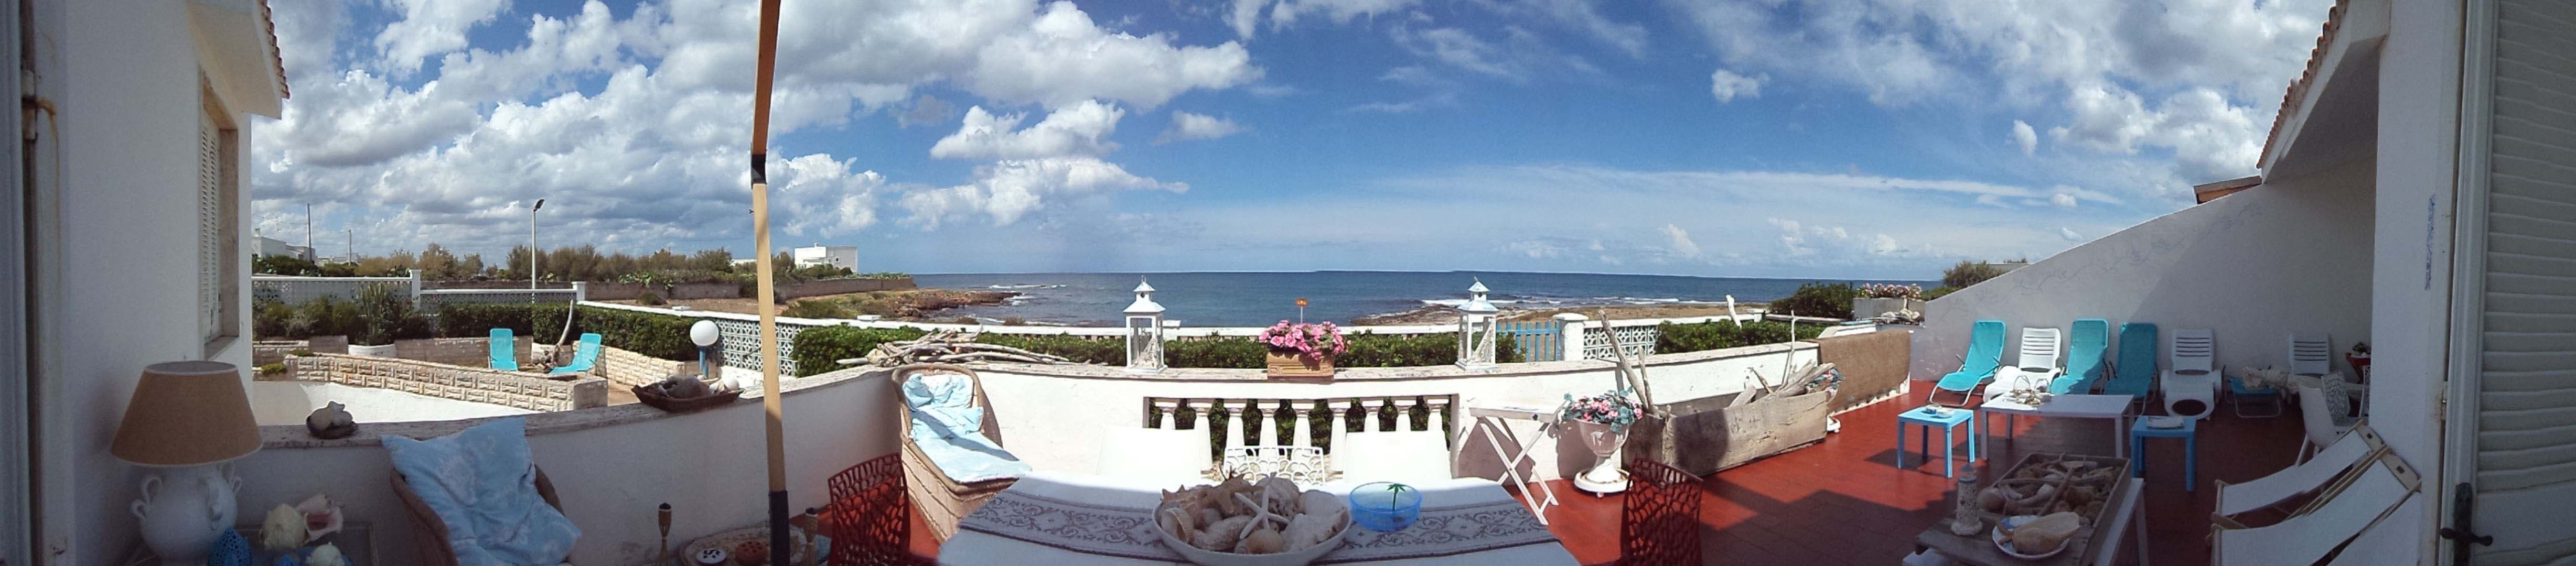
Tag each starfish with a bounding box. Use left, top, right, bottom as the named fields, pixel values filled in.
left=1231, top=492, right=1291, bottom=539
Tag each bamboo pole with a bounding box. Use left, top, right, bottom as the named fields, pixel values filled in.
left=748, top=0, right=788, bottom=563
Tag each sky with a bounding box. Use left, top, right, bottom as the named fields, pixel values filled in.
left=252, top=0, right=2335, bottom=279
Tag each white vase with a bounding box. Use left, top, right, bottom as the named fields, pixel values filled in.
left=132, top=464, right=241, bottom=566
left=1569, top=419, right=1629, bottom=494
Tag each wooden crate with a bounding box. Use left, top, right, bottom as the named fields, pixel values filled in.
left=1622, top=387, right=1832, bottom=476
left=1264, top=351, right=1335, bottom=378
left=1913, top=452, right=2131, bottom=566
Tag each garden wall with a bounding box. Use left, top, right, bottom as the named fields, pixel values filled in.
left=393, top=335, right=530, bottom=367
left=281, top=354, right=608, bottom=411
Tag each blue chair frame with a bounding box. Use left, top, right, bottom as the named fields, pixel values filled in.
left=1930, top=320, right=2006, bottom=406
left=488, top=328, right=518, bottom=371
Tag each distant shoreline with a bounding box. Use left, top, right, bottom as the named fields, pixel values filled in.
left=1349, top=302, right=1770, bottom=325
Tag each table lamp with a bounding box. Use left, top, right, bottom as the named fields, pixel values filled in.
left=111, top=361, right=262, bottom=566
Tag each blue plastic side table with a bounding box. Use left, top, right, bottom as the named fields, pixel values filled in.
left=2130, top=417, right=2199, bottom=491
left=1896, top=405, right=1977, bottom=477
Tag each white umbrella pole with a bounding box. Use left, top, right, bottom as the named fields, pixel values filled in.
left=747, top=0, right=788, bottom=563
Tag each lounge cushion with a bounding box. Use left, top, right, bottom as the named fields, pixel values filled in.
left=901, top=372, right=1030, bottom=483
left=384, top=418, right=579, bottom=565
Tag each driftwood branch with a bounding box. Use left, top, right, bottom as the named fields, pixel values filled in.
left=852, top=329, right=1080, bottom=367
left=1600, top=309, right=1660, bottom=413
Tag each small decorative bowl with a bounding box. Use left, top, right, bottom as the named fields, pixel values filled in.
left=1991, top=515, right=2073, bottom=559
left=1347, top=482, right=1423, bottom=532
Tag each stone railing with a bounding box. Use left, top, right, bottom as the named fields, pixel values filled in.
left=1145, top=394, right=1458, bottom=481
left=282, top=354, right=607, bottom=411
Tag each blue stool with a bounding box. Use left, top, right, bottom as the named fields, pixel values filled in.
left=2130, top=417, right=2199, bottom=490
left=1896, top=405, right=1977, bottom=477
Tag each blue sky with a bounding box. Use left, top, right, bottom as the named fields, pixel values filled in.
left=252, top=0, right=2334, bottom=279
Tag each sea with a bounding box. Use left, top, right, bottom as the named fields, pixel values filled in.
left=908, top=271, right=1931, bottom=327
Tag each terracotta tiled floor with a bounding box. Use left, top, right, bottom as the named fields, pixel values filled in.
left=1528, top=387, right=2310, bottom=566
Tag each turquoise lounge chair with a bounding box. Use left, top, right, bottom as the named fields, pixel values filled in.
left=551, top=333, right=602, bottom=376
left=1930, top=320, right=2006, bottom=406
left=2103, top=322, right=2158, bottom=399
left=2054, top=318, right=2110, bottom=394
left=488, top=328, right=518, bottom=371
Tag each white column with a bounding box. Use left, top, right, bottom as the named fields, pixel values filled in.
left=1555, top=313, right=1590, bottom=361
left=1222, top=399, right=1247, bottom=450
left=1327, top=400, right=1351, bottom=454
left=1293, top=402, right=1314, bottom=448
left=1188, top=398, right=1210, bottom=432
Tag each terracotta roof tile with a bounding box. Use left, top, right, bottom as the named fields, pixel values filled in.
left=260, top=0, right=288, bottom=99
left=2259, top=0, right=2348, bottom=166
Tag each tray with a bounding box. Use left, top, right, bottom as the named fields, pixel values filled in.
left=1913, top=452, right=2129, bottom=566
left=634, top=383, right=740, bottom=413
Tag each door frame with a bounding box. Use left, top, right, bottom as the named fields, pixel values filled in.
left=0, top=0, right=27, bottom=560
left=2438, top=0, right=2497, bottom=562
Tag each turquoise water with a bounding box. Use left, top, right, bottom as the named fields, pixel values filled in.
left=908, top=271, right=1928, bottom=326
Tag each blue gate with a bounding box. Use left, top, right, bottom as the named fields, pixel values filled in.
left=1498, top=320, right=1564, bottom=362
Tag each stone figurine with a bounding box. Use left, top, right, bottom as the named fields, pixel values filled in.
left=305, top=401, right=356, bottom=439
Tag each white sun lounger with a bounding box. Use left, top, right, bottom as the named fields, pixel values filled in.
left=1995, top=326, right=2064, bottom=393
left=2213, top=423, right=2383, bottom=519
left=2211, top=450, right=2421, bottom=566
left=2324, top=496, right=2424, bottom=566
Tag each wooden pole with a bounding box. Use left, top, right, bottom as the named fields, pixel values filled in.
left=748, top=1, right=787, bottom=564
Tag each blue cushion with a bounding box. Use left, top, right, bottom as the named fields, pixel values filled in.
left=899, top=372, right=1028, bottom=483
left=384, top=418, right=579, bottom=565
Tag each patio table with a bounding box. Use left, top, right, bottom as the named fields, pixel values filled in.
left=1976, top=394, right=2134, bottom=461
left=939, top=471, right=1579, bottom=565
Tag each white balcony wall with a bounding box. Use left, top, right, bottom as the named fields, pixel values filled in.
left=230, top=368, right=899, bottom=565
left=249, top=381, right=536, bottom=425
left=1914, top=163, right=2376, bottom=383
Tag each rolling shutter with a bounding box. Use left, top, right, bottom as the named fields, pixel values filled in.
left=198, top=107, right=223, bottom=340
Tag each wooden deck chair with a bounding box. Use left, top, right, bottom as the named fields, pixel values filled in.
left=391, top=467, right=563, bottom=566
left=1930, top=320, right=2006, bottom=407
left=893, top=363, right=1018, bottom=543
left=2213, top=423, right=2384, bottom=521
left=2210, top=450, right=2421, bottom=566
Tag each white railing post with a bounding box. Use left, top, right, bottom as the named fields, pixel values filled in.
left=571, top=281, right=586, bottom=303
left=1555, top=313, right=1590, bottom=360
left=1222, top=399, right=1246, bottom=451
left=1293, top=401, right=1313, bottom=449
left=1327, top=400, right=1351, bottom=453
left=407, top=269, right=425, bottom=307
left=1189, top=398, right=1211, bottom=432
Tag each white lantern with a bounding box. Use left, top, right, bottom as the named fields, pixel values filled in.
left=1124, top=279, right=1166, bottom=372
left=1456, top=279, right=1500, bottom=368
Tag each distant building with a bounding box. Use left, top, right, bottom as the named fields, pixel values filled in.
left=253, top=235, right=315, bottom=262
left=791, top=245, right=857, bottom=270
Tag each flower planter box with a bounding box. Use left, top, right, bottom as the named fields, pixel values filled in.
left=347, top=343, right=397, bottom=358
left=1851, top=297, right=1920, bottom=319
left=1264, top=350, right=1335, bottom=378
left=1623, top=386, right=1833, bottom=476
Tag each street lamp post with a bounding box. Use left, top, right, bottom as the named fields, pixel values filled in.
left=529, top=198, right=545, bottom=289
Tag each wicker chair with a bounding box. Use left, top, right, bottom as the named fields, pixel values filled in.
left=1619, top=460, right=1702, bottom=566
left=824, top=452, right=913, bottom=565
left=892, top=363, right=1017, bottom=543
left=390, top=466, right=565, bottom=566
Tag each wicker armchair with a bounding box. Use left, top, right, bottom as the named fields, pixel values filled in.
left=1619, top=460, right=1703, bottom=566
left=892, top=363, right=1017, bottom=543
left=824, top=452, right=915, bottom=565
left=390, top=466, right=565, bottom=566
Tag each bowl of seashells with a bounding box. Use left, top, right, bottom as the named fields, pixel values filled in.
left=1153, top=475, right=1354, bottom=566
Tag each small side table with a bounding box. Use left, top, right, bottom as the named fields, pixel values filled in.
left=1467, top=403, right=1563, bottom=525
left=1896, top=405, right=1976, bottom=477
left=2130, top=417, right=2198, bottom=491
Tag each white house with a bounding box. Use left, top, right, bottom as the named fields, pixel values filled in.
left=253, top=234, right=315, bottom=262
left=2, top=0, right=287, bottom=562
left=1920, top=0, right=2576, bottom=562
left=791, top=244, right=858, bottom=271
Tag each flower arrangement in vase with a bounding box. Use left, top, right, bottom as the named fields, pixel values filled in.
left=1260, top=321, right=1347, bottom=378
left=1560, top=389, right=1644, bottom=493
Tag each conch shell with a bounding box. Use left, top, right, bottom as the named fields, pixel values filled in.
left=1236, top=526, right=1286, bottom=554
left=2006, top=512, right=2083, bottom=552
left=1158, top=507, right=1196, bottom=541
left=1283, top=511, right=1340, bottom=551
left=1194, top=515, right=1252, bottom=550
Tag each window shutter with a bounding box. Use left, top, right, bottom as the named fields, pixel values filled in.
left=198, top=108, right=222, bottom=340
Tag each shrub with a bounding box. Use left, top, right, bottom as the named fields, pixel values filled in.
left=292, top=296, right=360, bottom=338
left=1941, top=260, right=2006, bottom=289
left=352, top=283, right=429, bottom=346
left=1768, top=282, right=1855, bottom=319
left=1165, top=336, right=1265, bottom=368
left=791, top=326, right=930, bottom=376
left=253, top=301, right=296, bottom=339
left=635, top=291, right=667, bottom=306
left=974, top=333, right=1124, bottom=365
left=1654, top=320, right=1825, bottom=354
left=782, top=300, right=847, bottom=319
left=1922, top=285, right=1960, bottom=301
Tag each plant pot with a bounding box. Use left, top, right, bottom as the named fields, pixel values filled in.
left=348, top=343, right=396, bottom=357
left=1569, top=419, right=1628, bottom=494
left=1851, top=297, right=1918, bottom=319
left=1265, top=350, right=1335, bottom=378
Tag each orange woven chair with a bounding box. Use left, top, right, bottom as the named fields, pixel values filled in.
left=825, top=452, right=917, bottom=565
left=1619, top=459, right=1703, bottom=566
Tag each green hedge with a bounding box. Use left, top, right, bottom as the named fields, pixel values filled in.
left=1767, top=281, right=1855, bottom=319
left=1151, top=332, right=1521, bottom=368
left=1165, top=336, right=1267, bottom=368
left=791, top=326, right=930, bottom=376
left=1654, top=320, right=1824, bottom=354
left=974, top=334, right=1124, bottom=365
left=434, top=303, right=701, bottom=359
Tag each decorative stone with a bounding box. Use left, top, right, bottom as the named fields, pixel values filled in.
left=305, top=401, right=356, bottom=440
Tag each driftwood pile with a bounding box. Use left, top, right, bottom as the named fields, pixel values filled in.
left=835, top=330, right=1074, bottom=367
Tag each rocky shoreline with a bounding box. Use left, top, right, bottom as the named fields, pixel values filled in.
left=1349, top=302, right=1768, bottom=325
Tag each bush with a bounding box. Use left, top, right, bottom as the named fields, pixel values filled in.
left=1922, top=285, right=1960, bottom=301
left=782, top=300, right=846, bottom=319
left=975, top=334, right=1124, bottom=365
left=791, top=326, right=930, bottom=376
left=253, top=301, right=296, bottom=339
left=1768, top=282, right=1855, bottom=319
left=352, top=283, right=430, bottom=346
left=1655, top=320, right=1824, bottom=354
left=635, top=291, right=667, bottom=306
left=1941, top=260, right=2006, bottom=289
left=1165, top=336, right=1265, bottom=368
left=288, top=296, right=360, bottom=339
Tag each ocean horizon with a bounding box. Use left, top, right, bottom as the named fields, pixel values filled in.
left=909, top=271, right=1931, bottom=326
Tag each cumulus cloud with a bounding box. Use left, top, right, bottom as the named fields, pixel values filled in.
left=2012, top=119, right=2038, bottom=155
left=1390, top=25, right=1599, bottom=84
left=931, top=101, right=1125, bottom=160
left=1154, top=111, right=1248, bottom=143
left=1709, top=69, right=1762, bottom=103
left=1661, top=224, right=1703, bottom=258
left=897, top=158, right=1187, bottom=227
left=372, top=0, right=508, bottom=75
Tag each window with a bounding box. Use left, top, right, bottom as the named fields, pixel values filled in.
left=199, top=82, right=240, bottom=355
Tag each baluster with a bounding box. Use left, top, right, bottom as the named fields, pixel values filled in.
left=1189, top=398, right=1210, bottom=431
left=1253, top=399, right=1276, bottom=447
left=1393, top=397, right=1418, bottom=432
left=1223, top=398, right=1247, bottom=451
left=1365, top=398, right=1384, bottom=432
left=1293, top=400, right=1314, bottom=449
left=1327, top=400, right=1351, bottom=455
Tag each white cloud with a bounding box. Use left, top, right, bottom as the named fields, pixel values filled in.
left=1155, top=111, right=1248, bottom=143
left=372, top=0, right=508, bottom=75
left=775, top=154, right=888, bottom=237
left=962, top=2, right=1262, bottom=108
left=1709, top=69, right=1762, bottom=103
left=1661, top=224, right=1703, bottom=258
left=2060, top=226, right=2084, bottom=241
left=2051, top=193, right=2078, bottom=208
left=1264, top=0, right=1419, bottom=32
left=1389, top=25, right=1598, bottom=84
left=930, top=101, right=1125, bottom=160
left=2012, top=119, right=2039, bottom=156
left=897, top=158, right=1187, bottom=227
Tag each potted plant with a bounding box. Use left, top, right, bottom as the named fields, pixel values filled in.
left=347, top=283, right=423, bottom=357
left=1258, top=321, right=1345, bottom=378
left=1560, top=388, right=1643, bottom=494
left=2347, top=342, right=2370, bottom=380
left=1852, top=283, right=1923, bottom=320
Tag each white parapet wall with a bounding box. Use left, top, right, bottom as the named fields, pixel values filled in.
left=1915, top=164, right=2376, bottom=382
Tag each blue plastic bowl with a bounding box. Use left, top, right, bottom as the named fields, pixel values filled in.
left=1348, top=482, right=1424, bottom=532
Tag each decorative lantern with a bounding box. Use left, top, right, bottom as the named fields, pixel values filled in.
left=1124, top=279, right=1166, bottom=372
left=1456, top=279, right=1500, bottom=368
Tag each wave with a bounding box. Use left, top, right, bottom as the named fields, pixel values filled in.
left=986, top=284, right=1067, bottom=290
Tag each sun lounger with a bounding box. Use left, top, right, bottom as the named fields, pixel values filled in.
left=1997, top=326, right=2063, bottom=393
left=548, top=333, right=600, bottom=375
left=2213, top=423, right=2382, bottom=519
left=2162, top=328, right=2218, bottom=419
left=2211, top=449, right=2420, bottom=565
left=1930, top=320, right=2006, bottom=406
left=2055, top=319, right=2109, bottom=394
left=488, top=328, right=517, bottom=371
left=2103, top=322, right=2158, bottom=400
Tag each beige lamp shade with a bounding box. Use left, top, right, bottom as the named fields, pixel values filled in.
left=110, top=361, right=261, bottom=467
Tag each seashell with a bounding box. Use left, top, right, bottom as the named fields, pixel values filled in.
left=1299, top=491, right=1345, bottom=524
left=2008, top=512, right=2082, bottom=552
left=1236, top=526, right=1286, bottom=554
left=1977, top=487, right=2010, bottom=513
left=1159, top=508, right=1196, bottom=541
left=1195, top=516, right=1252, bottom=550
left=306, top=543, right=347, bottom=566
left=1255, top=476, right=1300, bottom=513
left=1198, top=507, right=1222, bottom=527
left=259, top=504, right=305, bottom=551
left=1283, top=512, right=1339, bottom=551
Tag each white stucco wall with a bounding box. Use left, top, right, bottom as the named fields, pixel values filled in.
left=1915, top=164, right=2377, bottom=385
left=231, top=367, right=899, bottom=565
left=249, top=382, right=538, bottom=425
left=27, top=1, right=269, bottom=561
left=2373, top=1, right=2463, bottom=562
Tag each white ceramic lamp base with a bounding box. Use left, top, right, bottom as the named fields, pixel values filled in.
left=132, top=464, right=241, bottom=566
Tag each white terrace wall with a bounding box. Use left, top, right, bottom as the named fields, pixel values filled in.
left=1915, top=164, right=2376, bottom=382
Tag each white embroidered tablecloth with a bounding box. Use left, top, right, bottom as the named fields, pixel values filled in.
left=939, top=472, right=1579, bottom=566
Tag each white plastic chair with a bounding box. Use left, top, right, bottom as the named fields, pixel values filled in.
left=2162, top=329, right=2218, bottom=419
left=1097, top=427, right=1215, bottom=485
left=1995, top=327, right=2063, bottom=393
left=1333, top=429, right=1455, bottom=483
left=2214, top=424, right=2380, bottom=519
left=2211, top=451, right=2419, bottom=566
left=2294, top=385, right=2356, bottom=464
